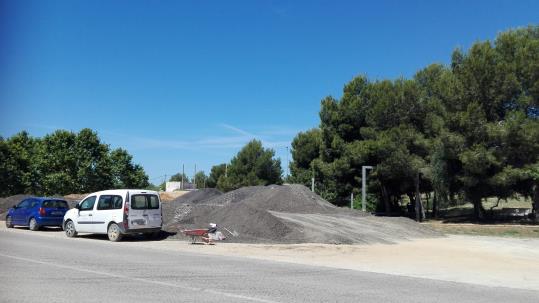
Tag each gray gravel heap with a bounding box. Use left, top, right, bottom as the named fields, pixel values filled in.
left=164, top=184, right=440, bottom=244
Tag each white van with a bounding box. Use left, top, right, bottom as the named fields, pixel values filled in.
left=63, top=189, right=162, bottom=242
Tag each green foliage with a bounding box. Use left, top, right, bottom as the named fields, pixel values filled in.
left=194, top=171, right=207, bottom=188
left=216, top=140, right=282, bottom=192
left=289, top=25, right=539, bottom=218
left=206, top=163, right=226, bottom=188
left=169, top=172, right=190, bottom=183
left=0, top=129, right=149, bottom=196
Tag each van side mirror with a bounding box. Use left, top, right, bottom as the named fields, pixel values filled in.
left=75, top=204, right=81, bottom=210
left=12, top=205, right=17, bottom=209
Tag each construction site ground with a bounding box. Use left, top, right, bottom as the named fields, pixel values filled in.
left=2, top=225, right=538, bottom=292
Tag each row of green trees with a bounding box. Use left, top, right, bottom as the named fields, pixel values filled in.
left=207, top=140, right=282, bottom=192
left=0, top=129, right=149, bottom=196
left=288, top=26, right=539, bottom=218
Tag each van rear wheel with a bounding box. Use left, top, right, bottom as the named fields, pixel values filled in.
left=107, top=223, right=123, bottom=242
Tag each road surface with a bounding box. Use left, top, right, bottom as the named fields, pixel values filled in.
left=1, top=228, right=538, bottom=303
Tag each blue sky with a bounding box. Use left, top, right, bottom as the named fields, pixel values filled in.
left=1, top=0, right=538, bottom=184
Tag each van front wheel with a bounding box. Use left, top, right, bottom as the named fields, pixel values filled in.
left=107, top=223, right=123, bottom=242
left=65, top=220, right=77, bottom=238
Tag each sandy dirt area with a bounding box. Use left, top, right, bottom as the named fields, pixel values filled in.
left=3, top=225, right=539, bottom=291
left=166, top=235, right=539, bottom=291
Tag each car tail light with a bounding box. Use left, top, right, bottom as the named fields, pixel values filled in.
left=39, top=207, right=46, bottom=216
left=123, top=191, right=130, bottom=229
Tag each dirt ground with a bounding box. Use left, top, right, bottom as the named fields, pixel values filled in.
left=169, top=235, right=539, bottom=291
left=3, top=223, right=537, bottom=291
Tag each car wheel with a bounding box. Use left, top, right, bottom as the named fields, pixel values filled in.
left=29, top=218, right=39, bottom=231
left=6, top=216, right=13, bottom=228
left=65, top=220, right=78, bottom=238
left=107, top=223, right=123, bottom=242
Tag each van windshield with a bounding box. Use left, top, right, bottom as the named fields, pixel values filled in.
left=131, top=194, right=160, bottom=210
left=43, top=200, right=68, bottom=208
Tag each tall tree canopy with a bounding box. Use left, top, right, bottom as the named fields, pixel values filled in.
left=0, top=129, right=149, bottom=196
left=290, top=26, right=539, bottom=218
left=213, top=140, right=282, bottom=192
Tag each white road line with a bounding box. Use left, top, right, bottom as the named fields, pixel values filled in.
left=0, top=253, right=280, bottom=303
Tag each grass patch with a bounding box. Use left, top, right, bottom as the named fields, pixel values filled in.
left=425, top=221, right=539, bottom=238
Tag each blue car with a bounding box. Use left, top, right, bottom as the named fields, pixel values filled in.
left=5, top=197, right=70, bottom=231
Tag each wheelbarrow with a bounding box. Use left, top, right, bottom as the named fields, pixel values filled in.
left=182, top=229, right=209, bottom=244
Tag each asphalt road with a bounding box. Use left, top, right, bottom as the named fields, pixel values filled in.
left=1, top=228, right=538, bottom=303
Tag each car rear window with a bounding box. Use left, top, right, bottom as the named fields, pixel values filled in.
left=131, top=194, right=160, bottom=210
left=43, top=200, right=68, bottom=208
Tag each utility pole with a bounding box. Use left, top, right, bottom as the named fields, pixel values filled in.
left=163, top=174, right=167, bottom=192
left=351, top=192, right=354, bottom=209
left=286, top=146, right=290, bottom=177
left=362, top=166, right=373, bottom=212
left=194, top=164, right=197, bottom=190
left=181, top=164, right=184, bottom=190
left=225, top=164, right=228, bottom=178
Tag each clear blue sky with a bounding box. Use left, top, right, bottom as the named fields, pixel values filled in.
left=1, top=0, right=538, bottom=184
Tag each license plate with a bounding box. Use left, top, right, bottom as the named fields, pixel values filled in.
left=51, top=211, right=63, bottom=215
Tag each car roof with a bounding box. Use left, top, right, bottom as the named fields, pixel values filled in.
left=29, top=197, right=68, bottom=202
left=84, top=189, right=159, bottom=196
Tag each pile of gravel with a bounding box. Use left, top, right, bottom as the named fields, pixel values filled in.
left=162, top=189, right=223, bottom=227
left=164, top=184, right=439, bottom=244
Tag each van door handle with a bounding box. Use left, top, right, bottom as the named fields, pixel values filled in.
left=89, top=214, right=93, bottom=216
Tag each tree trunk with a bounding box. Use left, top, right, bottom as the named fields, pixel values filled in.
left=473, top=197, right=485, bottom=220
left=449, top=193, right=456, bottom=206
left=533, top=183, right=539, bottom=221
left=432, top=191, right=438, bottom=219
left=382, top=185, right=391, bottom=216
left=425, top=192, right=430, bottom=218
left=415, top=173, right=425, bottom=222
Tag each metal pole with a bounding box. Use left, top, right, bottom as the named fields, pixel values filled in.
left=362, top=166, right=373, bottom=212
left=181, top=164, right=184, bottom=190
left=351, top=193, right=354, bottom=209
left=194, top=164, right=197, bottom=189
left=286, top=146, right=289, bottom=177
left=225, top=164, right=228, bottom=178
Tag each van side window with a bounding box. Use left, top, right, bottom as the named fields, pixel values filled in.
left=80, top=196, right=96, bottom=211
left=97, top=195, right=123, bottom=210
